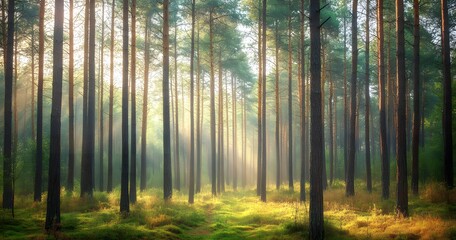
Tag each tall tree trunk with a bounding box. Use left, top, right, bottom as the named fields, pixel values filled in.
left=188, top=0, right=195, bottom=204
left=300, top=0, right=306, bottom=201
left=130, top=0, right=137, bottom=204
left=343, top=9, right=348, bottom=183
left=275, top=21, right=280, bottom=190
left=141, top=11, right=150, bottom=192
left=441, top=0, right=453, bottom=190
left=99, top=0, right=105, bottom=192
left=107, top=0, right=115, bottom=193
left=346, top=0, right=358, bottom=197
left=257, top=0, right=262, bottom=196
left=232, top=76, right=237, bottom=190
left=81, top=0, right=92, bottom=197
left=45, top=0, right=63, bottom=229
left=411, top=0, right=420, bottom=195
left=196, top=23, right=202, bottom=193
left=365, top=0, right=372, bottom=193
left=163, top=0, right=172, bottom=200
left=173, top=22, right=180, bottom=191
left=87, top=0, right=97, bottom=197
left=217, top=51, right=224, bottom=194
left=68, top=0, right=75, bottom=193
left=242, top=80, right=247, bottom=188
left=378, top=0, right=389, bottom=199
left=31, top=27, right=35, bottom=141
left=309, top=0, right=324, bottom=236
left=260, top=0, right=267, bottom=202
left=329, top=63, right=334, bottom=186
left=396, top=0, right=408, bottom=217
left=34, top=0, right=45, bottom=203
left=120, top=0, right=130, bottom=212
left=210, top=10, right=217, bottom=196
left=287, top=14, right=293, bottom=191
left=3, top=0, right=14, bottom=210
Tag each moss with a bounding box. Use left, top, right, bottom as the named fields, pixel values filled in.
left=1, top=184, right=456, bottom=240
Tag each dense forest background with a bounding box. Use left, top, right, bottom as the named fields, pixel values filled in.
left=0, top=0, right=455, bottom=238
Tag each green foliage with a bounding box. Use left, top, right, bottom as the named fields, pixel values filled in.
left=1, top=184, right=456, bottom=239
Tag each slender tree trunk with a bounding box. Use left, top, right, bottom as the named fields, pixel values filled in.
left=343, top=6, right=348, bottom=182
left=3, top=0, right=14, bottom=210
left=31, top=27, right=35, bottom=141
left=300, top=0, right=306, bottom=201
left=34, top=0, right=45, bottom=203
left=81, top=0, right=92, bottom=197
left=196, top=23, right=202, bottom=193
left=107, top=0, right=115, bottom=193
left=120, top=0, right=130, bottom=212
left=411, top=0, right=420, bottom=195
left=257, top=0, right=262, bottom=196
left=45, top=0, right=63, bottom=229
left=309, top=0, right=324, bottom=236
left=365, top=0, right=372, bottom=193
left=232, top=76, right=237, bottom=191
left=141, top=12, right=150, bottom=192
left=98, top=0, right=105, bottom=192
left=173, top=22, right=181, bottom=191
left=378, top=0, right=389, bottom=199
left=87, top=0, right=97, bottom=197
left=210, top=10, right=217, bottom=196
left=163, top=0, right=172, bottom=200
left=242, top=80, right=247, bottom=188
left=188, top=0, right=195, bottom=204
left=346, top=0, right=358, bottom=197
left=441, top=0, right=453, bottom=190
left=260, top=0, right=267, bottom=202
left=275, top=22, right=280, bottom=190
left=130, top=0, right=137, bottom=203
left=217, top=51, right=224, bottom=194
left=287, top=14, right=293, bottom=191
left=68, top=0, right=75, bottom=193
left=329, top=64, right=334, bottom=186
left=396, top=0, right=408, bottom=217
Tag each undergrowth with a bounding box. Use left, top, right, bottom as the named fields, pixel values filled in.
left=0, top=181, right=455, bottom=239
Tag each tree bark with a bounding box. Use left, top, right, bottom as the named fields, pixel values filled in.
left=257, top=0, right=262, bottom=196
left=287, top=14, right=293, bottom=191
left=173, top=22, right=180, bottom=191
left=67, top=0, right=75, bottom=193
left=34, top=0, right=45, bottom=203
left=120, top=0, right=130, bottom=211
left=377, top=0, right=389, bottom=199
left=196, top=23, right=202, bottom=193
left=141, top=11, right=150, bottom=192
left=346, top=0, right=358, bottom=197
left=441, top=0, right=453, bottom=190
left=130, top=0, right=137, bottom=204
left=396, top=0, right=408, bottom=217
left=188, top=0, right=195, bottom=204
left=163, top=0, right=172, bottom=201
left=3, top=0, right=14, bottom=210
left=260, top=0, right=267, bottom=203
left=45, top=0, right=63, bottom=230
left=107, top=0, right=115, bottom=193
left=365, top=0, right=372, bottom=193
left=309, top=0, right=324, bottom=236
left=275, top=21, right=280, bottom=191
left=209, top=10, right=217, bottom=196
left=300, top=0, right=306, bottom=202
left=98, top=0, right=105, bottom=192
left=411, top=0, right=420, bottom=195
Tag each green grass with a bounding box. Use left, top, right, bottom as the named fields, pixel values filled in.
left=1, top=181, right=455, bottom=239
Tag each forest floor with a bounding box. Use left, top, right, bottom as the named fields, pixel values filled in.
left=1, top=180, right=456, bottom=240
